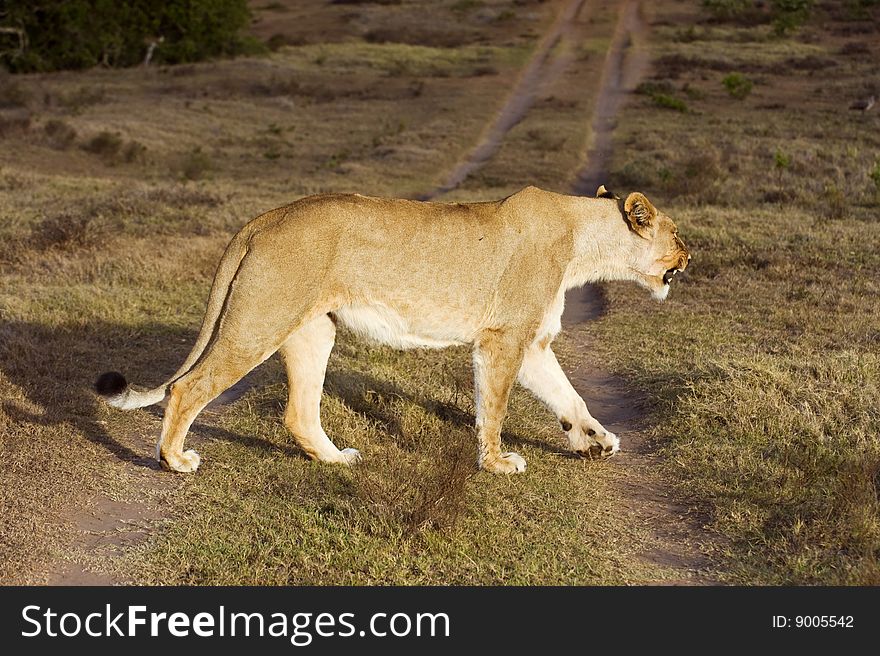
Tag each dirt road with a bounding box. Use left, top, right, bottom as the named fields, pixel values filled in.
left=418, top=0, right=588, bottom=200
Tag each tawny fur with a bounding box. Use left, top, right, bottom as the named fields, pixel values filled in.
left=97, top=185, right=690, bottom=474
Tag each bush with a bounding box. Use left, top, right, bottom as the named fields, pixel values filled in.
left=0, top=0, right=259, bottom=73
left=43, top=119, right=77, bottom=150
left=30, top=212, right=110, bottom=251
left=652, top=93, right=688, bottom=112
left=82, top=131, right=123, bottom=158
left=636, top=80, right=676, bottom=96
left=722, top=73, right=753, bottom=99
left=771, top=0, right=814, bottom=35
left=774, top=149, right=791, bottom=172
left=180, top=147, right=213, bottom=180
left=703, top=0, right=815, bottom=31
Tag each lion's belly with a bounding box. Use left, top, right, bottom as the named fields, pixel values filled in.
left=333, top=304, right=469, bottom=350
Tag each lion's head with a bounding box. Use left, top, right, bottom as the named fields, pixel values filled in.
left=620, top=191, right=690, bottom=301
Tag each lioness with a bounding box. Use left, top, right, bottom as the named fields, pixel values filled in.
left=96, top=185, right=689, bottom=474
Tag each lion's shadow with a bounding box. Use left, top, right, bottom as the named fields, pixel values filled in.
left=324, top=367, right=570, bottom=457
left=0, top=318, right=567, bottom=471
left=0, top=318, right=297, bottom=470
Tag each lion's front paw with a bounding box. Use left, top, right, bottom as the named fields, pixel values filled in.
left=160, top=449, right=201, bottom=473
left=571, top=425, right=620, bottom=460
left=482, top=451, right=527, bottom=474
left=339, top=447, right=362, bottom=466
left=592, top=430, right=620, bottom=459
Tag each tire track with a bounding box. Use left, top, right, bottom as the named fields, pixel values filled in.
left=571, top=0, right=649, bottom=195
left=564, top=1, right=721, bottom=583
left=417, top=0, right=588, bottom=200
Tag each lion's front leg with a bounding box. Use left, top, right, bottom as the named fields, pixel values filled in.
left=472, top=329, right=529, bottom=474
left=517, top=340, right=619, bottom=459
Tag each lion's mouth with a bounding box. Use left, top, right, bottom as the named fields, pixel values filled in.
left=662, top=268, right=679, bottom=286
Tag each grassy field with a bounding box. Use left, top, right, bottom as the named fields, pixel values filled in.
left=597, top=1, right=880, bottom=584
left=1, top=0, right=681, bottom=585
left=1, top=0, right=877, bottom=585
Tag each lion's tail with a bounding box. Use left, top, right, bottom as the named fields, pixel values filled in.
left=94, top=371, right=167, bottom=410
left=95, top=227, right=254, bottom=410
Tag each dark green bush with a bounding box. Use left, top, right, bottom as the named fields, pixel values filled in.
left=652, top=93, right=688, bottom=112
left=0, top=0, right=260, bottom=73
left=771, top=0, right=814, bottom=34
left=722, top=73, right=753, bottom=99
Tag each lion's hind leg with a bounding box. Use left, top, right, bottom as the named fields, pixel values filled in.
left=157, top=335, right=283, bottom=473
left=157, top=295, right=305, bottom=472
left=279, top=314, right=360, bottom=465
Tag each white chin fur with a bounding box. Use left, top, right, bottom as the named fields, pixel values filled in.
left=653, top=284, right=670, bottom=301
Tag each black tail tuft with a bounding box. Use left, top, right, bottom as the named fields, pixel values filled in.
left=95, top=371, right=127, bottom=397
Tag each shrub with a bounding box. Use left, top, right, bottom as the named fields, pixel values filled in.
left=0, top=0, right=259, bottom=73
left=30, top=212, right=110, bottom=251
left=637, top=81, right=689, bottom=111
left=652, top=93, right=688, bottom=112
left=703, top=0, right=816, bottom=30
left=82, top=131, right=123, bottom=159
left=180, top=147, right=213, bottom=180
left=636, top=80, right=676, bottom=96
left=614, top=158, right=660, bottom=190
left=771, top=0, right=814, bottom=35
left=722, top=73, right=753, bottom=99
left=774, top=150, right=791, bottom=173
left=121, top=140, right=147, bottom=163
left=675, top=149, right=724, bottom=197
left=43, top=119, right=77, bottom=150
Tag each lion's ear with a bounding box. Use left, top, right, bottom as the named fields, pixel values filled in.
left=596, top=185, right=620, bottom=200
left=624, top=192, right=657, bottom=238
